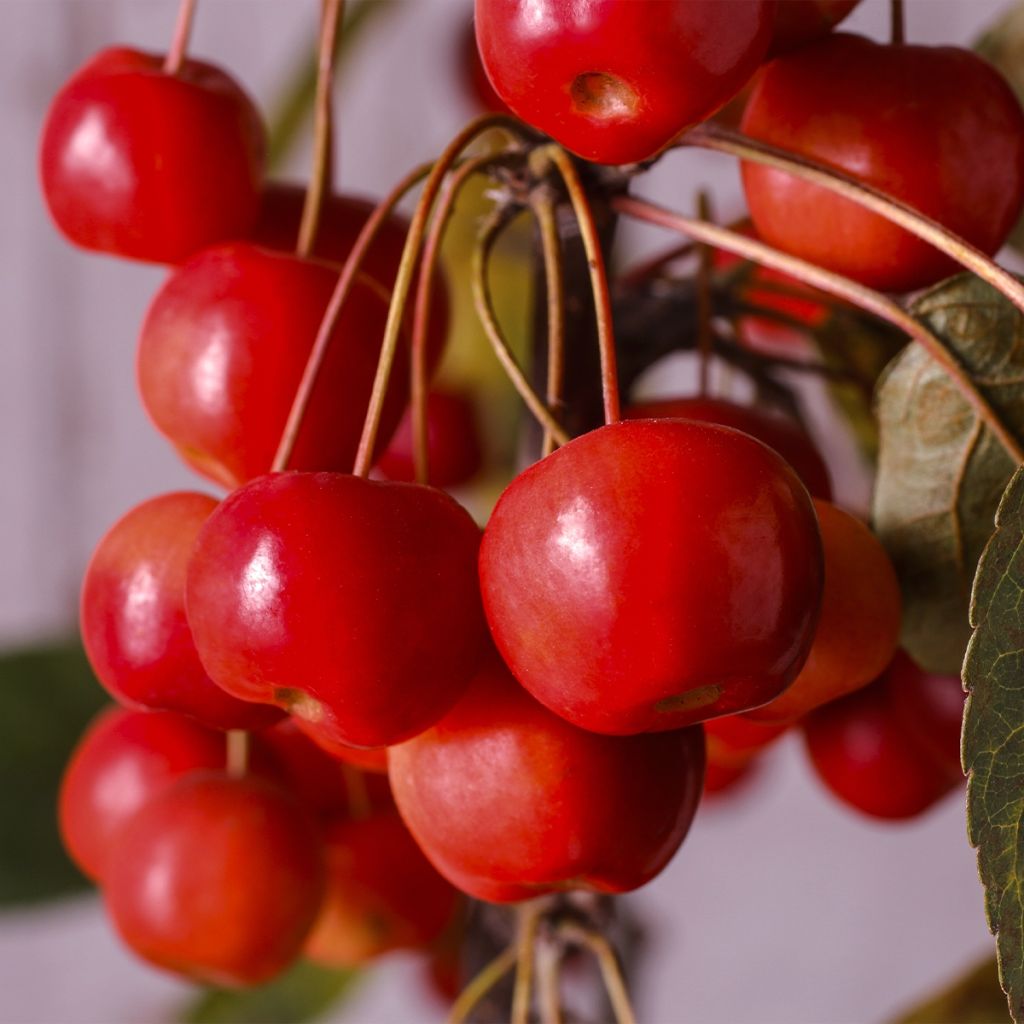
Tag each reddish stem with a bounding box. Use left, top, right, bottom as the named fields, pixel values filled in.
left=891, top=0, right=905, bottom=45
left=682, top=123, right=1024, bottom=318
left=613, top=193, right=1024, bottom=466
left=540, top=146, right=620, bottom=425
left=298, top=0, right=345, bottom=259
left=226, top=730, right=249, bottom=778
left=532, top=187, right=566, bottom=457
left=271, top=162, right=434, bottom=473
left=351, top=115, right=528, bottom=478
left=164, top=0, right=198, bottom=74
left=409, top=151, right=521, bottom=484
left=473, top=206, right=571, bottom=447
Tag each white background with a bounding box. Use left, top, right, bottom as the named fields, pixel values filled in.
left=0, top=1, right=1014, bottom=1022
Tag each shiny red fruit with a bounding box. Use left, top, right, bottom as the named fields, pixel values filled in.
left=768, top=1, right=861, bottom=56
left=480, top=420, right=824, bottom=735
left=290, top=720, right=390, bottom=775
left=711, top=219, right=830, bottom=354
left=802, top=653, right=958, bottom=820
left=747, top=500, right=901, bottom=724
left=305, top=810, right=461, bottom=966
left=377, top=390, right=484, bottom=488
left=105, top=772, right=324, bottom=986
left=475, top=0, right=775, bottom=165
left=80, top=492, right=280, bottom=730
left=40, top=47, right=264, bottom=263
left=625, top=396, right=831, bottom=500
left=248, top=184, right=449, bottom=371
left=887, top=653, right=964, bottom=784
left=262, top=719, right=392, bottom=817
left=741, top=35, right=1024, bottom=292
left=137, top=243, right=407, bottom=490
left=59, top=708, right=227, bottom=882
left=186, top=472, right=489, bottom=749
left=389, top=662, right=705, bottom=903
left=704, top=715, right=788, bottom=767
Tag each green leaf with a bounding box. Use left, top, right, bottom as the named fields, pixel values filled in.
left=964, top=466, right=1024, bottom=1023
left=872, top=274, right=1024, bottom=674
left=0, top=639, right=107, bottom=904
left=891, top=957, right=1006, bottom=1023
left=180, top=961, right=361, bottom=1024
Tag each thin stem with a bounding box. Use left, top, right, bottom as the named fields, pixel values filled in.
left=621, top=239, right=698, bottom=287
left=341, top=763, right=371, bottom=820
left=297, top=0, right=345, bottom=259
left=559, top=924, right=637, bottom=1024
left=532, top=187, right=566, bottom=457
left=536, top=940, right=563, bottom=1024
left=226, top=730, right=249, bottom=779
left=539, top=145, right=621, bottom=425
left=696, top=190, right=714, bottom=397
left=614, top=194, right=1024, bottom=465
left=447, top=944, right=517, bottom=1024
left=164, top=0, right=198, bottom=74
left=891, top=0, right=905, bottom=45
left=410, top=151, right=522, bottom=484
left=352, top=115, right=530, bottom=478
left=511, top=903, right=542, bottom=1024
left=683, top=123, right=1024, bottom=318
left=473, top=207, right=572, bottom=447
left=272, top=162, right=431, bottom=472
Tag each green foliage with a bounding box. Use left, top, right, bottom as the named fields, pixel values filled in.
left=892, top=957, right=1006, bottom=1023
left=873, top=274, right=1024, bottom=674
left=964, top=466, right=1024, bottom=1023
left=180, top=961, right=361, bottom=1024
left=0, top=640, right=106, bottom=904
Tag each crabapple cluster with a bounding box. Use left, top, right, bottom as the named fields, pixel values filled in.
left=42, top=0, right=1013, bottom=1004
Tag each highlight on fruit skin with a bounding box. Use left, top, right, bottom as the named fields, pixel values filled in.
left=389, top=660, right=706, bottom=903
left=479, top=419, right=825, bottom=736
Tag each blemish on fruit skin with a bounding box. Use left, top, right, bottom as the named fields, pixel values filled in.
left=570, top=73, right=639, bottom=120
left=655, top=685, right=722, bottom=714
left=275, top=688, right=325, bottom=723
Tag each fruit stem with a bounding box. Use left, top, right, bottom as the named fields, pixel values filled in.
left=539, top=145, right=621, bottom=425
left=410, top=150, right=523, bottom=484
left=531, top=186, right=566, bottom=457
left=272, top=162, right=432, bottom=472
left=473, top=206, right=572, bottom=447
left=341, top=763, right=371, bottom=820
left=558, top=923, right=637, bottom=1024
left=891, top=0, right=905, bottom=45
left=351, top=115, right=530, bottom=478
left=297, top=0, right=345, bottom=259
left=448, top=943, right=518, bottom=1024
left=164, top=0, right=198, bottom=75
left=681, top=123, right=1024, bottom=319
left=226, top=730, right=249, bottom=778
left=536, top=938, right=564, bottom=1024
left=511, top=902, right=543, bottom=1024
left=696, top=190, right=714, bottom=397
left=613, top=194, right=1024, bottom=465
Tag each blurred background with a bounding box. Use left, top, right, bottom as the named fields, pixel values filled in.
left=1, top=1, right=1019, bottom=1021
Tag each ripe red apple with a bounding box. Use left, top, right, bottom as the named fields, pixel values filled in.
left=185, top=472, right=489, bottom=749
left=479, top=420, right=824, bottom=735
left=40, top=47, right=265, bottom=263
left=389, top=661, right=705, bottom=902
left=137, top=243, right=408, bottom=489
